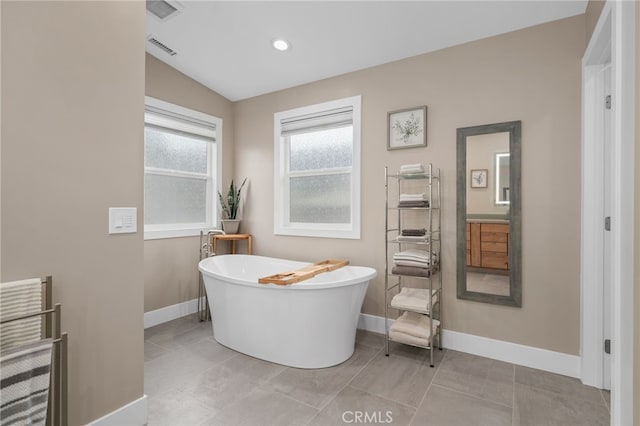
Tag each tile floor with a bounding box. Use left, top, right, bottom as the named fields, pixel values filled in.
left=145, top=315, right=610, bottom=426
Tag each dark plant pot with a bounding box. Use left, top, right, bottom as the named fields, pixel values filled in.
left=221, top=219, right=240, bottom=234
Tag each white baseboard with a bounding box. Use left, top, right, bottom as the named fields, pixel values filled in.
left=144, top=298, right=203, bottom=329
left=441, top=329, right=581, bottom=378
left=90, top=395, right=147, bottom=426
left=357, top=313, right=581, bottom=379
left=358, top=313, right=389, bottom=334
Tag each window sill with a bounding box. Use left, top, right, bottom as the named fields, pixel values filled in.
left=274, top=226, right=360, bottom=240
left=144, top=226, right=219, bottom=241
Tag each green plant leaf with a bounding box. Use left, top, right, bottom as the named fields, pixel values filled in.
left=219, top=178, right=248, bottom=219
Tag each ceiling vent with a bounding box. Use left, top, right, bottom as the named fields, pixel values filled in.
left=146, top=0, right=181, bottom=21
left=147, top=36, right=177, bottom=56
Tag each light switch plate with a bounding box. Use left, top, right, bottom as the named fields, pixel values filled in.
left=109, top=207, right=137, bottom=234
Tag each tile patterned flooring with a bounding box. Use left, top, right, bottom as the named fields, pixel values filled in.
left=145, top=315, right=610, bottom=426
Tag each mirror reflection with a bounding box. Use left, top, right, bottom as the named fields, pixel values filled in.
left=457, top=121, right=521, bottom=307
left=466, top=132, right=510, bottom=296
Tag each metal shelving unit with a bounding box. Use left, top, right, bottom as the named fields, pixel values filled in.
left=384, top=164, right=442, bottom=367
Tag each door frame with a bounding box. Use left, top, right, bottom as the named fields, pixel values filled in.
left=581, top=1, right=635, bottom=425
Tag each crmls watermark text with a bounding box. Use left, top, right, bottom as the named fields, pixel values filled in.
left=341, top=411, right=393, bottom=424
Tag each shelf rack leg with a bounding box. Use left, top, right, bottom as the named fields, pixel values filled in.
left=384, top=166, right=390, bottom=356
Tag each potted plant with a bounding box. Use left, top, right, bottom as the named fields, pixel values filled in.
left=218, top=178, right=247, bottom=234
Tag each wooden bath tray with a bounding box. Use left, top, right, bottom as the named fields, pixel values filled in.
left=258, top=259, right=349, bottom=285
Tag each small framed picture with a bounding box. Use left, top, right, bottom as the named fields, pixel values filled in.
left=470, top=169, right=488, bottom=188
left=387, top=106, right=427, bottom=150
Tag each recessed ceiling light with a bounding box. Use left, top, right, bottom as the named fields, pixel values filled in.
left=272, top=39, right=290, bottom=51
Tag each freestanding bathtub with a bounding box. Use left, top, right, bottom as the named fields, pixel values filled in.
left=198, top=255, right=377, bottom=368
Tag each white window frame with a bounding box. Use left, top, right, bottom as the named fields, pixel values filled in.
left=144, top=96, right=222, bottom=240
left=273, top=95, right=361, bottom=239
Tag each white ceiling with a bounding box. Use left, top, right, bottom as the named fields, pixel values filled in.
left=146, top=1, right=587, bottom=101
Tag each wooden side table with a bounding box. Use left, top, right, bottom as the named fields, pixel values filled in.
left=212, top=233, right=252, bottom=255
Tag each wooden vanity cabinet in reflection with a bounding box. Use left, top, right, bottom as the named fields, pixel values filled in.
left=466, top=222, right=509, bottom=270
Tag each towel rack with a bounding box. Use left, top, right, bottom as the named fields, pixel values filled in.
left=0, top=276, right=68, bottom=426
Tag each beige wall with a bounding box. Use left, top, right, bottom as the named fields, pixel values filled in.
left=234, top=16, right=585, bottom=355
left=1, top=2, right=145, bottom=424
left=144, top=54, right=234, bottom=312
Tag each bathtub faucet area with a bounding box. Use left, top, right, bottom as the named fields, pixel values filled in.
left=200, top=229, right=226, bottom=257
left=197, top=229, right=227, bottom=321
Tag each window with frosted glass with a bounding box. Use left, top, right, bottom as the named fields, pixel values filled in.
left=144, top=103, right=216, bottom=234
left=144, top=128, right=208, bottom=173
left=144, top=171, right=208, bottom=225
left=287, top=126, right=352, bottom=224
left=274, top=96, right=361, bottom=239
left=289, top=127, right=352, bottom=172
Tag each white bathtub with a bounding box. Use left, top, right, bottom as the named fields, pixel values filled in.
left=198, top=255, right=377, bottom=368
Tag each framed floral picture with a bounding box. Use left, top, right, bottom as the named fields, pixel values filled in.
left=387, top=106, right=427, bottom=150
left=470, top=169, right=488, bottom=188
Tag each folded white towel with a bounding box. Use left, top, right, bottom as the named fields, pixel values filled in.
left=393, top=254, right=436, bottom=265
left=399, top=164, right=424, bottom=173
left=389, top=328, right=437, bottom=348
left=393, top=256, right=432, bottom=263
left=393, top=249, right=438, bottom=263
left=0, top=279, right=42, bottom=353
left=394, top=248, right=430, bottom=259
left=396, top=235, right=428, bottom=243
left=390, top=287, right=438, bottom=314
left=393, top=260, right=437, bottom=269
left=400, top=163, right=423, bottom=169
left=399, top=193, right=427, bottom=201
left=389, top=330, right=428, bottom=347
left=390, top=312, right=440, bottom=340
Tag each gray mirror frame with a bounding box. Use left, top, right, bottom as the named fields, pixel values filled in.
left=456, top=121, right=522, bottom=307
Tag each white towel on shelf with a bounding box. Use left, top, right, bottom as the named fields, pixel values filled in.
left=390, top=312, right=440, bottom=340
left=390, top=287, right=438, bottom=314
left=399, top=193, right=427, bottom=202
left=389, top=329, right=436, bottom=348
left=393, top=249, right=438, bottom=265
left=393, top=260, right=437, bottom=269
left=0, top=338, right=53, bottom=426
left=0, top=279, right=42, bottom=353
left=396, top=235, right=428, bottom=243
left=400, top=163, right=423, bottom=171
left=393, top=250, right=425, bottom=260
left=399, top=164, right=424, bottom=174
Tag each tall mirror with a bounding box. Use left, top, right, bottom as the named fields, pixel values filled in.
left=456, top=121, right=521, bottom=306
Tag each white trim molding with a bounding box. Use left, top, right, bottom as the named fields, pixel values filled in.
left=89, top=395, right=148, bottom=426
left=144, top=298, right=202, bottom=329
left=581, top=1, right=636, bottom=424
left=580, top=3, right=610, bottom=389
left=143, top=96, right=223, bottom=241
left=357, top=313, right=581, bottom=379
left=441, top=330, right=580, bottom=379
left=273, top=95, right=362, bottom=240
left=610, top=2, right=636, bottom=424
